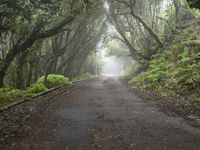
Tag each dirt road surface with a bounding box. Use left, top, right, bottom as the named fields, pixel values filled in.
left=0, top=77, right=200, bottom=150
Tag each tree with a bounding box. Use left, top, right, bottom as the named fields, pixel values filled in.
left=107, top=0, right=165, bottom=64
left=0, top=0, right=92, bottom=87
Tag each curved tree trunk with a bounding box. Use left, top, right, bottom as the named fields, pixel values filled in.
left=131, top=13, right=163, bottom=48
left=173, top=0, right=181, bottom=25
left=0, top=12, right=79, bottom=87
left=128, top=0, right=163, bottom=48
left=0, top=33, right=37, bottom=87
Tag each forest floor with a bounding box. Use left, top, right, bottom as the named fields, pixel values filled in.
left=0, top=76, right=200, bottom=150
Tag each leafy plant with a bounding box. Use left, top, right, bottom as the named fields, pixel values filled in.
left=0, top=89, right=27, bottom=107
left=37, top=74, right=69, bottom=89
left=26, top=74, right=69, bottom=94
left=26, top=83, right=48, bottom=95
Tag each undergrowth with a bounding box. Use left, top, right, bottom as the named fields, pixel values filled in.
left=128, top=25, right=200, bottom=116
left=0, top=74, right=69, bottom=108
left=0, top=88, right=27, bottom=107
left=27, top=74, right=69, bottom=95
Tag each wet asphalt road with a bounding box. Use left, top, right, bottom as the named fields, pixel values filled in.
left=1, top=77, right=200, bottom=150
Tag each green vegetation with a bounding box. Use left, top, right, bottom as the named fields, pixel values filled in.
left=26, top=83, right=48, bottom=95
left=128, top=25, right=200, bottom=115
left=73, top=72, right=93, bottom=81
left=0, top=88, right=27, bottom=107
left=27, top=74, right=69, bottom=95
left=0, top=74, right=70, bottom=107
left=0, top=0, right=105, bottom=89
left=187, top=0, right=200, bottom=9
left=37, top=74, right=69, bottom=89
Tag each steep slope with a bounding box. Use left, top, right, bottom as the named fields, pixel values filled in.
left=129, top=24, right=200, bottom=121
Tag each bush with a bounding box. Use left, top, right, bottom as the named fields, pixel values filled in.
left=0, top=74, right=70, bottom=107
left=37, top=74, right=69, bottom=89
left=0, top=89, right=27, bottom=107
left=26, top=83, right=48, bottom=95
left=0, top=88, right=12, bottom=93
left=184, top=40, right=200, bottom=46
left=26, top=74, right=69, bottom=94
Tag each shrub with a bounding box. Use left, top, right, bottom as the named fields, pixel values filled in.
left=0, top=74, right=70, bottom=107
left=184, top=40, right=200, bottom=46
left=26, top=74, right=69, bottom=94
left=37, top=74, right=69, bottom=89
left=163, top=51, right=173, bottom=61
left=0, top=88, right=12, bottom=93
left=0, top=89, right=27, bottom=107
left=26, top=83, right=47, bottom=95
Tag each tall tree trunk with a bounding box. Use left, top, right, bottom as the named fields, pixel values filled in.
left=51, top=57, right=58, bottom=73
left=44, top=58, right=55, bottom=83
left=33, top=59, right=40, bottom=83
left=16, top=51, right=28, bottom=89
left=0, top=12, right=79, bottom=87
left=27, top=61, right=35, bottom=87
left=131, top=13, right=163, bottom=47
left=129, top=0, right=163, bottom=47
left=0, top=34, right=37, bottom=87
left=173, top=0, right=181, bottom=25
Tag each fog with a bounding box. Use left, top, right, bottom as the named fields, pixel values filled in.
left=102, top=56, right=124, bottom=76
left=98, top=23, right=127, bottom=77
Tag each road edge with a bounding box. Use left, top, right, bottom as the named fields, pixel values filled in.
left=0, top=79, right=86, bottom=113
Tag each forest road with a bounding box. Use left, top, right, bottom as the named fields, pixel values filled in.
left=1, top=76, right=200, bottom=150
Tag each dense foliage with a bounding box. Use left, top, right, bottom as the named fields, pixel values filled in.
left=0, top=0, right=106, bottom=106
left=0, top=0, right=105, bottom=89
left=0, top=88, right=27, bottom=107
left=27, top=74, right=69, bottom=94
left=0, top=74, right=70, bottom=107
left=104, top=0, right=200, bottom=116
left=129, top=25, right=200, bottom=115
left=187, top=0, right=200, bottom=9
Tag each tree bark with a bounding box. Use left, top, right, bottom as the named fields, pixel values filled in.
left=33, top=58, right=40, bottom=82
left=16, top=51, right=29, bottom=89
left=173, top=0, right=181, bottom=25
